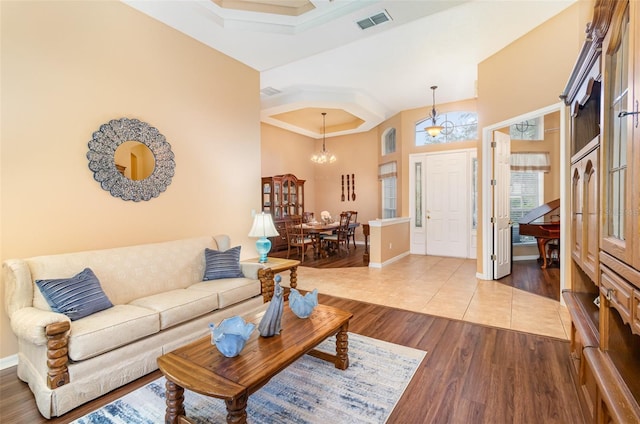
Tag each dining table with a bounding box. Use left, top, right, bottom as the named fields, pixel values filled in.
left=299, top=221, right=360, bottom=258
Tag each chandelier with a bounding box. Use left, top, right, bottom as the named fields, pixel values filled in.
left=311, top=112, right=336, bottom=164
left=424, top=85, right=444, bottom=137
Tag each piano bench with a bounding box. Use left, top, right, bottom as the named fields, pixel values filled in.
left=546, top=240, right=560, bottom=267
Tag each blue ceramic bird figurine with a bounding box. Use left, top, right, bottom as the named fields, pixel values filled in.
left=289, top=288, right=318, bottom=318
left=209, top=316, right=255, bottom=357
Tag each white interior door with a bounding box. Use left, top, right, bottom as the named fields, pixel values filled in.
left=425, top=152, right=469, bottom=257
left=493, top=131, right=512, bottom=279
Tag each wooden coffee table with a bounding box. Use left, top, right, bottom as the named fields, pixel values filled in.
left=157, top=303, right=353, bottom=424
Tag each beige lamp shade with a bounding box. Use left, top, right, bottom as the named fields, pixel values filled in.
left=248, top=212, right=279, bottom=238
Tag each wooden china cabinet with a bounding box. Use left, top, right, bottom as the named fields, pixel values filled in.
left=261, top=174, right=305, bottom=251
left=561, top=1, right=640, bottom=422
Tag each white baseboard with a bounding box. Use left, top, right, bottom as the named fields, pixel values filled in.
left=0, top=354, right=18, bottom=370
left=513, top=255, right=540, bottom=261
left=368, top=251, right=410, bottom=268
left=476, top=271, right=491, bottom=281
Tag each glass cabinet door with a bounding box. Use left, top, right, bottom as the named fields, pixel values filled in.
left=262, top=182, right=272, bottom=215
left=274, top=180, right=282, bottom=218
left=602, top=6, right=633, bottom=263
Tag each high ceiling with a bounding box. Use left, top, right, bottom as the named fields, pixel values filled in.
left=124, top=0, right=576, bottom=138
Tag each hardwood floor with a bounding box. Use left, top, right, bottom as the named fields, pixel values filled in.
left=0, top=294, right=584, bottom=424
left=496, top=259, right=561, bottom=301
left=269, top=243, right=367, bottom=268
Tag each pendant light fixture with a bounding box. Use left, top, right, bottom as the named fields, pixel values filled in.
left=310, top=112, right=336, bottom=164
left=424, top=85, right=444, bottom=137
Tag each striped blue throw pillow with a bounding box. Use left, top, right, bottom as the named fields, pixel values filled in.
left=36, top=268, right=113, bottom=321
left=203, top=246, right=244, bottom=280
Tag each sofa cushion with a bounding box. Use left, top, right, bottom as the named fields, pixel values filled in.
left=35, top=268, right=113, bottom=321
left=188, top=278, right=261, bottom=309
left=130, top=289, right=219, bottom=330
left=203, top=246, right=243, bottom=280
left=68, top=304, right=159, bottom=361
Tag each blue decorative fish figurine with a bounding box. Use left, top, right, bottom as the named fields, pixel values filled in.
left=289, top=288, right=318, bottom=318
left=209, top=316, right=255, bottom=357
left=258, top=278, right=284, bottom=337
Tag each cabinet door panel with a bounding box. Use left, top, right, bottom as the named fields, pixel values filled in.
left=601, top=265, right=633, bottom=325
left=583, top=151, right=599, bottom=281
left=633, top=291, right=640, bottom=335
left=602, top=3, right=636, bottom=267
left=571, top=163, right=583, bottom=265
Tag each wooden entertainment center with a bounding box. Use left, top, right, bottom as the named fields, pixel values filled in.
left=560, top=1, right=640, bottom=422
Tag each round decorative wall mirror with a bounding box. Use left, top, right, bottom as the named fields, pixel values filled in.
left=114, top=141, right=155, bottom=181
left=87, top=118, right=175, bottom=201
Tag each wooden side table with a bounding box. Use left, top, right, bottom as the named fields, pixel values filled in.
left=242, top=257, right=300, bottom=302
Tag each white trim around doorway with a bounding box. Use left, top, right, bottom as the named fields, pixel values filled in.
left=478, top=102, right=567, bottom=300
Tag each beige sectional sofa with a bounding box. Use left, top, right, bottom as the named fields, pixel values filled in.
left=3, top=235, right=270, bottom=418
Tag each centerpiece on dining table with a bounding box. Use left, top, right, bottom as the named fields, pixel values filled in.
left=320, top=210, right=334, bottom=224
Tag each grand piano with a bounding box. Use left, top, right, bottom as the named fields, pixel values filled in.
left=518, top=198, right=560, bottom=269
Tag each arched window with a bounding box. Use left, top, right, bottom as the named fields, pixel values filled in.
left=509, top=117, right=544, bottom=140
left=415, top=111, right=478, bottom=145
left=382, top=128, right=396, bottom=155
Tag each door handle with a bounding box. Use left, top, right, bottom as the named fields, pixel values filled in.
left=606, top=288, right=615, bottom=302
left=618, top=100, right=639, bottom=128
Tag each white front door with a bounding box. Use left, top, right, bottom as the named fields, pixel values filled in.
left=493, top=131, right=512, bottom=279
left=410, top=151, right=473, bottom=257
left=425, top=151, right=469, bottom=257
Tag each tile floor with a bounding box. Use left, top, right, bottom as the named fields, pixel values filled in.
left=278, top=254, right=572, bottom=340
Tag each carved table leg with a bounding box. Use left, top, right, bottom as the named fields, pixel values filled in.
left=165, top=380, right=186, bottom=424
left=335, top=322, right=350, bottom=370
left=258, top=268, right=275, bottom=303
left=225, top=392, right=248, bottom=424
left=45, top=321, right=70, bottom=388
left=289, top=266, right=298, bottom=290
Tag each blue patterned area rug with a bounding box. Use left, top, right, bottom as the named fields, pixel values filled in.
left=72, top=333, right=426, bottom=424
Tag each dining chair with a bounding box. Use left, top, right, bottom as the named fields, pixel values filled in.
left=323, top=212, right=351, bottom=256
left=344, top=210, right=358, bottom=248
left=285, top=215, right=314, bottom=262
left=302, top=211, right=315, bottom=223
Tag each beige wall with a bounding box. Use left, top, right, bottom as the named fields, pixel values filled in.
left=313, top=129, right=379, bottom=238
left=475, top=2, right=593, bottom=275
left=260, top=123, right=317, bottom=213
left=1, top=2, right=261, bottom=358
left=261, top=124, right=379, bottom=241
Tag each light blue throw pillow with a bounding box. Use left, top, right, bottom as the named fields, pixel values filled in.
left=36, top=268, right=113, bottom=321
left=203, top=246, right=244, bottom=280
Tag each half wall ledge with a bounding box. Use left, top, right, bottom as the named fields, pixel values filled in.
left=368, top=217, right=411, bottom=268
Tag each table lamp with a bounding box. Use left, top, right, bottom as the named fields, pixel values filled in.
left=248, top=212, right=279, bottom=263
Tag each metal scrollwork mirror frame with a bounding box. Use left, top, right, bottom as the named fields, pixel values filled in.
left=87, top=118, right=175, bottom=201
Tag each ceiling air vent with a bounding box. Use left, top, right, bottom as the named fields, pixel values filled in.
left=260, top=87, right=281, bottom=96
left=356, top=10, right=392, bottom=30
